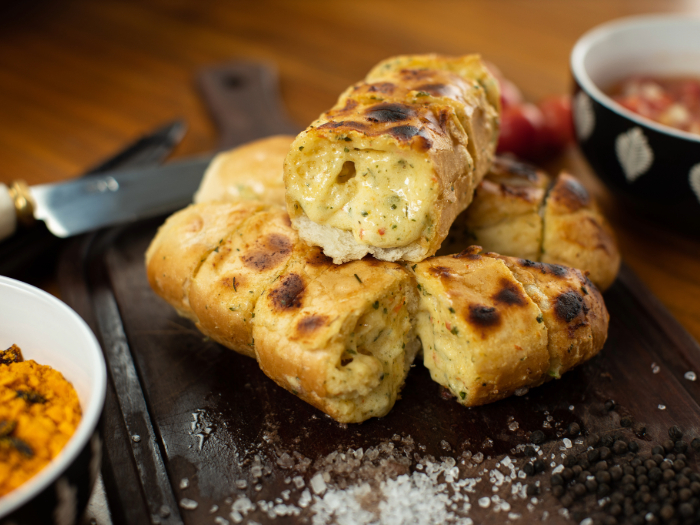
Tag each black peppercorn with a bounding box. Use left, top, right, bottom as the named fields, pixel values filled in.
left=610, top=491, right=625, bottom=504
left=587, top=433, right=600, bottom=447
left=596, top=470, right=612, bottom=484
left=690, top=481, right=700, bottom=495
left=662, top=439, right=675, bottom=453
left=567, top=422, right=581, bottom=436
left=598, top=483, right=611, bottom=497
left=691, top=437, right=700, bottom=451
left=588, top=448, right=600, bottom=462
left=526, top=483, right=540, bottom=496
left=563, top=454, right=577, bottom=468
left=610, top=465, right=623, bottom=481
left=599, top=447, right=612, bottom=461
left=551, top=473, right=563, bottom=486
left=604, top=399, right=616, bottom=411
left=523, top=445, right=537, bottom=457
left=552, top=485, right=564, bottom=498
left=620, top=417, right=632, bottom=427
left=660, top=505, right=674, bottom=520
left=669, top=425, right=683, bottom=441
left=586, top=478, right=598, bottom=492
left=573, top=483, right=587, bottom=497
left=651, top=445, right=664, bottom=455
left=622, top=483, right=636, bottom=496
left=679, top=487, right=692, bottom=501
left=560, top=494, right=573, bottom=507
left=595, top=460, right=608, bottom=472
left=612, top=440, right=628, bottom=455
left=601, top=435, right=615, bottom=448
left=530, top=430, right=545, bottom=444
left=663, top=469, right=675, bottom=482
left=523, top=462, right=535, bottom=476
left=609, top=502, right=622, bottom=516
left=628, top=440, right=639, bottom=452
left=673, top=459, right=686, bottom=472
left=533, top=459, right=545, bottom=473
left=648, top=467, right=662, bottom=482
left=679, top=502, right=694, bottom=517
left=674, top=440, right=688, bottom=453
left=562, top=468, right=574, bottom=481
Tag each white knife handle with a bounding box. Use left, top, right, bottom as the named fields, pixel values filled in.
left=0, top=183, right=18, bottom=241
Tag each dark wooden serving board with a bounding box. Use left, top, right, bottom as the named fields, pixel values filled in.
left=57, top=63, right=700, bottom=525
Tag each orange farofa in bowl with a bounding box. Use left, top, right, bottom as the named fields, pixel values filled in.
left=0, top=345, right=82, bottom=497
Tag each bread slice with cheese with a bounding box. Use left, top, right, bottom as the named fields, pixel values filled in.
left=284, top=54, right=500, bottom=264
left=413, top=247, right=609, bottom=406
left=254, top=245, right=419, bottom=423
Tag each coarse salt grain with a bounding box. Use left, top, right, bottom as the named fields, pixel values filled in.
left=179, top=498, right=198, bottom=510
left=658, top=404, right=666, bottom=410
left=310, top=473, right=327, bottom=495
left=651, top=363, right=660, bottom=374
left=478, top=497, right=491, bottom=508
left=685, top=371, right=697, bottom=381
left=562, top=438, right=572, bottom=449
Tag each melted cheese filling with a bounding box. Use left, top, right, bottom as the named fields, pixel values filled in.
left=327, top=282, right=417, bottom=419
left=286, top=141, right=438, bottom=248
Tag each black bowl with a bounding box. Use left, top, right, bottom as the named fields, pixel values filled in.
left=571, top=14, right=700, bottom=233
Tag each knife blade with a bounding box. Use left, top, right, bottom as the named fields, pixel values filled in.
left=0, top=156, right=211, bottom=241
left=0, top=120, right=187, bottom=277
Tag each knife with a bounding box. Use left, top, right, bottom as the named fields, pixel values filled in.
left=0, top=120, right=186, bottom=277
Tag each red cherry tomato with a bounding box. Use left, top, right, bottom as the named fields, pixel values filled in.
left=538, top=95, right=574, bottom=154
left=499, top=78, right=524, bottom=110
left=497, top=102, right=546, bottom=160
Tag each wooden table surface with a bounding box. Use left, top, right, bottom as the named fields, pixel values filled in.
left=1, top=0, right=700, bottom=346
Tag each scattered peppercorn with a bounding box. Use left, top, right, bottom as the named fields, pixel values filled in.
left=620, top=417, right=632, bottom=428
left=604, top=399, right=616, bottom=412
left=669, top=425, right=684, bottom=441
left=530, top=430, right=545, bottom=444
left=567, top=422, right=581, bottom=436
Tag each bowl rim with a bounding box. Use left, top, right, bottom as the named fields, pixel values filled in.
left=0, top=276, right=107, bottom=518
left=571, top=13, right=700, bottom=144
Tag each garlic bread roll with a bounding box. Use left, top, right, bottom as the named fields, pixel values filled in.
left=146, top=201, right=421, bottom=423
left=145, top=201, right=267, bottom=321
left=414, top=247, right=609, bottom=407
left=443, top=157, right=620, bottom=290
left=188, top=207, right=302, bottom=358
left=194, top=135, right=294, bottom=207
left=413, top=250, right=550, bottom=406
left=285, top=54, right=500, bottom=264
left=253, top=246, right=419, bottom=423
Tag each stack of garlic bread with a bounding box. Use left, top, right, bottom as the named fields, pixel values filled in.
left=147, top=54, right=617, bottom=422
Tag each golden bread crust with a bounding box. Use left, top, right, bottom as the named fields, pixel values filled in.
left=542, top=173, right=621, bottom=291
left=145, top=201, right=267, bottom=321
left=194, top=135, right=294, bottom=207
left=188, top=208, right=300, bottom=358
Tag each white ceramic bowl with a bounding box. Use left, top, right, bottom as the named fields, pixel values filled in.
left=0, top=276, right=106, bottom=523
left=571, top=14, right=700, bottom=231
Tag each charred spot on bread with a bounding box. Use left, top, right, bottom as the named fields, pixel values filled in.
left=305, top=248, right=334, bottom=267
left=317, top=120, right=369, bottom=133
left=414, top=83, right=459, bottom=99
left=269, top=273, right=305, bottom=311
left=366, top=82, right=395, bottom=94
left=455, top=246, right=482, bottom=260
left=295, top=314, right=329, bottom=336
left=240, top=233, right=292, bottom=271
left=387, top=125, right=420, bottom=140
left=365, top=102, right=415, bottom=123
left=491, top=156, right=539, bottom=181
left=467, top=304, right=500, bottom=330
left=335, top=98, right=359, bottom=115
left=429, top=265, right=453, bottom=280
left=554, top=290, right=584, bottom=323
left=492, top=279, right=527, bottom=307
left=552, top=175, right=590, bottom=211
left=399, top=68, right=436, bottom=81
left=519, top=259, right=569, bottom=277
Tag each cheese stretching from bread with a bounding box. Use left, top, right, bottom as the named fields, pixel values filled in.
left=440, top=157, right=621, bottom=290
left=145, top=202, right=419, bottom=423
left=284, top=54, right=500, bottom=264
left=413, top=247, right=609, bottom=406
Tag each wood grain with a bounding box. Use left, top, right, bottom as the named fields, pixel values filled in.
left=1, top=0, right=700, bottom=344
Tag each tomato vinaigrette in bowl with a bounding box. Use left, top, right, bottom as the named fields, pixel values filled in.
left=608, top=75, right=700, bottom=135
